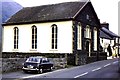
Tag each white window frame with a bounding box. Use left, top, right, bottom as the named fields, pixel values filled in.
left=14, top=27, right=19, bottom=49
left=77, top=22, right=82, bottom=50
left=51, top=24, right=58, bottom=50
left=94, top=27, right=97, bottom=51
left=31, top=25, right=37, bottom=49
left=85, top=25, right=91, bottom=38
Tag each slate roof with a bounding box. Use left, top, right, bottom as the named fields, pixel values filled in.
left=100, top=27, right=120, bottom=39
left=100, top=30, right=113, bottom=40
left=4, top=1, right=88, bottom=25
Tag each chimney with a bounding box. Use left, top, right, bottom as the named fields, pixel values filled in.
left=101, top=22, right=109, bottom=30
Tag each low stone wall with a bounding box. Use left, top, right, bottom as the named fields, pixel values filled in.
left=2, top=58, right=25, bottom=73
left=2, top=58, right=67, bottom=73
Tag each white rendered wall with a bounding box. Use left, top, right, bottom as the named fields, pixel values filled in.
left=2, top=21, right=73, bottom=53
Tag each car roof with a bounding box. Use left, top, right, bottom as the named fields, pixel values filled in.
left=28, top=56, right=46, bottom=59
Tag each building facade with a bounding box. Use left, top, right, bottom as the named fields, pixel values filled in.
left=100, top=23, right=120, bottom=59
left=2, top=1, right=101, bottom=65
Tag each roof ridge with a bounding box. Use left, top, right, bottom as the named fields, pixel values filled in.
left=22, top=1, right=85, bottom=8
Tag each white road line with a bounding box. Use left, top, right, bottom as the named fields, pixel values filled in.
left=74, top=72, right=88, bottom=78
left=92, top=67, right=102, bottom=72
left=103, top=63, right=111, bottom=67
left=113, top=61, right=118, bottom=64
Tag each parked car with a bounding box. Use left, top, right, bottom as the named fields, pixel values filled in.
left=22, top=56, right=54, bottom=73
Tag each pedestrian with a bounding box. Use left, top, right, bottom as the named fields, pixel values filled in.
left=112, top=47, right=116, bottom=58
left=107, top=44, right=112, bottom=56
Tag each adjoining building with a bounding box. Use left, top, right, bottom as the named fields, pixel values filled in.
left=2, top=1, right=103, bottom=65
left=100, top=22, right=120, bottom=59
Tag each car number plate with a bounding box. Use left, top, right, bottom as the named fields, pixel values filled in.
left=27, top=65, right=33, bottom=69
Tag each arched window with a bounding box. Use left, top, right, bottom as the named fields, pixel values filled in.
left=14, top=27, right=19, bottom=49
left=77, top=22, right=82, bottom=50
left=51, top=24, right=58, bottom=49
left=94, top=27, right=97, bottom=51
left=32, top=25, right=37, bottom=49
left=85, top=25, right=91, bottom=38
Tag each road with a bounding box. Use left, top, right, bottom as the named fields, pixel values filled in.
left=2, top=58, right=120, bottom=80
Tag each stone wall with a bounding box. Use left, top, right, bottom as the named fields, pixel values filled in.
left=2, top=58, right=26, bottom=73
left=2, top=57, right=67, bottom=73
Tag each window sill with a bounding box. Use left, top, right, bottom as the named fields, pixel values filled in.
left=49, top=49, right=58, bottom=51
left=12, top=49, right=19, bottom=51
left=30, top=49, right=37, bottom=51
left=77, top=48, right=82, bottom=50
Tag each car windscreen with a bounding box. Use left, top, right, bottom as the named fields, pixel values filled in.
left=26, top=57, right=41, bottom=63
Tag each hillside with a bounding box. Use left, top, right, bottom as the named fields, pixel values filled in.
left=0, top=0, right=22, bottom=53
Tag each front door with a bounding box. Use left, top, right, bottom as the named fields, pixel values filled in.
left=86, top=41, right=89, bottom=52
left=86, top=41, right=91, bottom=57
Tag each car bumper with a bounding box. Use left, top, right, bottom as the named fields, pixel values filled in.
left=22, top=67, right=39, bottom=71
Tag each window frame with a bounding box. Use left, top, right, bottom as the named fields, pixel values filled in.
left=85, top=25, right=91, bottom=39
left=13, top=27, right=19, bottom=49
left=94, top=27, right=97, bottom=51
left=31, top=25, right=37, bottom=49
left=51, top=24, right=58, bottom=50
left=77, top=22, right=82, bottom=50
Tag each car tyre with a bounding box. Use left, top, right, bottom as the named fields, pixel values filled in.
left=50, top=67, right=53, bottom=71
left=38, top=68, right=43, bottom=74
left=23, top=70, right=28, bottom=73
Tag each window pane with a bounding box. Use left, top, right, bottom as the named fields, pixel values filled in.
left=35, top=28, right=37, bottom=34
left=32, top=28, right=34, bottom=34
left=35, top=44, right=37, bottom=49
left=52, top=34, right=54, bottom=38
left=55, top=27, right=58, bottom=33
left=32, top=40, right=34, bottom=44
left=52, top=27, right=54, bottom=33
left=32, top=45, right=34, bottom=49
left=35, top=40, right=37, bottom=44
left=52, top=44, right=54, bottom=49
left=14, top=29, right=16, bottom=34
left=14, top=45, right=16, bottom=49
left=35, top=35, right=37, bottom=40
left=55, top=38, right=57, bottom=44
left=52, top=39, right=54, bottom=44
left=55, top=44, right=57, bottom=49
left=55, top=33, right=57, bottom=39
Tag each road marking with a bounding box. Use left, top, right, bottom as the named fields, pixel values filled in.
left=74, top=72, right=88, bottom=78
left=103, top=63, right=111, bottom=68
left=113, top=61, right=118, bottom=64
left=92, top=67, right=102, bottom=72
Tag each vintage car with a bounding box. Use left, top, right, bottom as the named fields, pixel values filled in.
left=22, top=56, right=54, bottom=73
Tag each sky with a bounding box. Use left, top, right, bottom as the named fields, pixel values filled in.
left=5, top=0, right=120, bottom=35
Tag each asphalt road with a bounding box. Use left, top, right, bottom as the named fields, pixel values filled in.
left=2, top=58, right=120, bottom=80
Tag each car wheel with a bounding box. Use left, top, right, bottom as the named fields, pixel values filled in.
left=50, top=67, right=53, bottom=71
left=38, top=69, right=43, bottom=74
left=23, top=70, right=28, bottom=73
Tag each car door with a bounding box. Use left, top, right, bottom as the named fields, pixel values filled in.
left=41, top=58, right=49, bottom=70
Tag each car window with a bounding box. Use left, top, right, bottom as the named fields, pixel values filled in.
left=26, top=57, right=40, bottom=63
left=42, top=58, right=49, bottom=63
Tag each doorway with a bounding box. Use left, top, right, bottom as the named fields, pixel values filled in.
left=86, top=40, right=91, bottom=57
